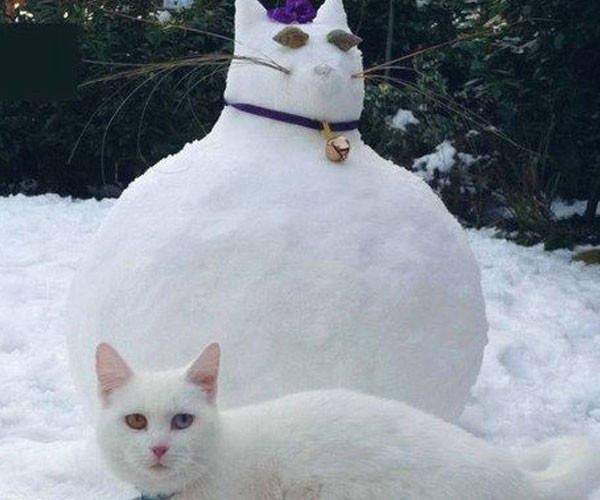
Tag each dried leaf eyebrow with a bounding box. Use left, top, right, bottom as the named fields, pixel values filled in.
left=327, top=30, right=363, bottom=52
left=273, top=27, right=310, bottom=49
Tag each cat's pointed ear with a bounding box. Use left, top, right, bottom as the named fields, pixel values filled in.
left=235, top=0, right=267, bottom=31
left=96, top=343, right=133, bottom=401
left=186, top=343, right=220, bottom=404
left=314, top=0, right=349, bottom=27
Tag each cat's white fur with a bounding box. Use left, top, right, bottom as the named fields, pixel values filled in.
left=96, top=343, right=600, bottom=500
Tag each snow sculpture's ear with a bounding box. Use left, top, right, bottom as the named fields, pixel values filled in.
left=314, top=0, right=348, bottom=27
left=235, top=0, right=267, bottom=32
left=186, top=343, right=220, bottom=405
left=96, top=343, right=133, bottom=401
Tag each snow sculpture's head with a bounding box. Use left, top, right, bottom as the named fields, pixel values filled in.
left=95, top=342, right=221, bottom=496
left=224, top=0, right=364, bottom=122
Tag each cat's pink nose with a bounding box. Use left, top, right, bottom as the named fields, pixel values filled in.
left=151, top=445, right=169, bottom=459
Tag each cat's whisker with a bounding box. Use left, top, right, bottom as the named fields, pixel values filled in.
left=232, top=55, right=291, bottom=74
left=358, top=28, right=497, bottom=77
left=137, top=65, right=190, bottom=167
left=351, top=65, right=418, bottom=79
left=67, top=77, right=138, bottom=164
left=99, top=67, right=177, bottom=185
left=364, top=72, right=492, bottom=134
left=173, top=64, right=230, bottom=116
left=81, top=54, right=289, bottom=88
left=99, top=8, right=290, bottom=77
left=99, top=8, right=236, bottom=45
left=362, top=72, right=535, bottom=154
left=359, top=17, right=548, bottom=78
left=137, top=62, right=232, bottom=164
left=72, top=54, right=289, bottom=164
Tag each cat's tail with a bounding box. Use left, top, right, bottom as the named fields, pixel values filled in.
left=517, top=436, right=600, bottom=500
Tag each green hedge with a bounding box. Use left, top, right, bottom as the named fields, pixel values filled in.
left=1, top=0, right=598, bottom=248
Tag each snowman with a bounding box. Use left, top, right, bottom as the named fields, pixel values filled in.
left=66, top=0, right=487, bottom=421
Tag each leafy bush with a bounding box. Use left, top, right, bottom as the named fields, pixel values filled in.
left=1, top=0, right=598, bottom=249
left=358, top=0, right=600, bottom=247
left=0, top=0, right=233, bottom=197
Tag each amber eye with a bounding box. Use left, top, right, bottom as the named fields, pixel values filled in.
left=171, top=413, right=195, bottom=430
left=273, top=27, right=309, bottom=49
left=327, top=30, right=362, bottom=52
left=125, top=413, right=148, bottom=431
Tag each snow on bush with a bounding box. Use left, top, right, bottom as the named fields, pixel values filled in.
left=412, top=140, right=457, bottom=182
left=390, top=108, right=420, bottom=131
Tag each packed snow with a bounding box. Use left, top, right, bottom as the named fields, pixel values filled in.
left=412, top=140, right=457, bottom=181
left=552, top=199, right=600, bottom=219
left=0, top=194, right=599, bottom=499
left=65, top=0, right=487, bottom=424
left=390, top=109, right=420, bottom=131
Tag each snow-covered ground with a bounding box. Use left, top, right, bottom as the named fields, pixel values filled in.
left=0, top=194, right=599, bottom=499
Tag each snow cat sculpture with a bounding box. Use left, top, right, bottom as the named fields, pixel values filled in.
left=66, top=0, right=488, bottom=421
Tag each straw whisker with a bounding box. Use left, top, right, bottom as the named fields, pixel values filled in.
left=136, top=66, right=185, bottom=166
left=81, top=53, right=289, bottom=88
left=355, top=18, right=552, bottom=79
left=363, top=73, right=535, bottom=154
left=173, top=64, right=230, bottom=116
left=68, top=78, right=139, bottom=164
left=99, top=8, right=289, bottom=75
left=99, top=68, right=173, bottom=185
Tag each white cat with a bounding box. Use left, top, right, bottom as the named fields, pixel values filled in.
left=67, top=0, right=487, bottom=423
left=96, top=343, right=600, bottom=500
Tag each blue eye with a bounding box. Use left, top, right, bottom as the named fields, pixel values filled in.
left=171, top=413, right=194, bottom=430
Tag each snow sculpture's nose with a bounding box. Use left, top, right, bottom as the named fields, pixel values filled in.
left=314, top=64, right=334, bottom=77
left=151, top=445, right=169, bottom=459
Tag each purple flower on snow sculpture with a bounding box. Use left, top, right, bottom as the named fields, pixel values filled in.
left=268, top=0, right=317, bottom=24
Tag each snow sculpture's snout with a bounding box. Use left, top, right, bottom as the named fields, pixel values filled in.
left=314, top=63, right=334, bottom=78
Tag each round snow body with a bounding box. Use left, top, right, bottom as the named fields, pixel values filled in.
left=66, top=0, right=487, bottom=421
left=66, top=112, right=487, bottom=421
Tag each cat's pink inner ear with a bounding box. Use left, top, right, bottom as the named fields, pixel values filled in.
left=96, top=343, right=133, bottom=400
left=186, top=343, right=220, bottom=404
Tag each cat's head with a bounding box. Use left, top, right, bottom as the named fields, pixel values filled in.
left=224, top=0, right=364, bottom=122
left=95, top=342, right=221, bottom=496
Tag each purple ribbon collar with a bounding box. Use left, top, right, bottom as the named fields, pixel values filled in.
left=226, top=102, right=360, bottom=133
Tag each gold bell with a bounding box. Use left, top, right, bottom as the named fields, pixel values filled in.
left=322, top=121, right=351, bottom=163
left=326, top=136, right=351, bottom=162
